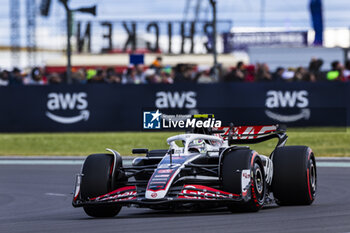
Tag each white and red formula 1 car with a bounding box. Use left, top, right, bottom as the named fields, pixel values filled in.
left=72, top=123, right=317, bottom=217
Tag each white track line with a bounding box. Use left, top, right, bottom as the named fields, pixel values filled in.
left=317, top=162, right=350, bottom=167
left=0, top=160, right=133, bottom=165
left=0, top=160, right=84, bottom=165
left=45, top=193, right=68, bottom=197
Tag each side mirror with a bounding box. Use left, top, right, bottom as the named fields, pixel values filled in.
left=132, top=148, right=149, bottom=154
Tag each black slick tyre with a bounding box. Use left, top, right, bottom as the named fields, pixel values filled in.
left=80, top=154, right=122, bottom=217
left=272, top=146, right=317, bottom=205
left=222, top=149, right=266, bottom=212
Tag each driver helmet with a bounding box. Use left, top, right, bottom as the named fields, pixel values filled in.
left=188, top=139, right=206, bottom=153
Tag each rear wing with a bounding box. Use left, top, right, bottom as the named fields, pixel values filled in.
left=213, top=124, right=287, bottom=147
left=188, top=114, right=287, bottom=147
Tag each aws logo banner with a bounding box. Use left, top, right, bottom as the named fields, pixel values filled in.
left=265, top=90, right=310, bottom=123
left=155, top=91, right=197, bottom=109
left=46, top=92, right=89, bottom=124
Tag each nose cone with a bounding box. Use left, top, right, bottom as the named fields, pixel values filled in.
left=145, top=168, right=178, bottom=199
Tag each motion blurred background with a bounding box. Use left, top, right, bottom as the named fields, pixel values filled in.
left=3, top=0, right=349, bottom=70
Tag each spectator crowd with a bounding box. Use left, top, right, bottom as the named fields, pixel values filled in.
left=1, top=57, right=350, bottom=86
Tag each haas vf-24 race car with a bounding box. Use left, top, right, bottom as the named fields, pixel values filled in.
left=72, top=124, right=317, bottom=217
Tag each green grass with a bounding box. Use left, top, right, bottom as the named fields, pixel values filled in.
left=0, top=128, right=349, bottom=156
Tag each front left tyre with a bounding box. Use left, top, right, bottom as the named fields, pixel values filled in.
left=80, top=154, right=122, bottom=217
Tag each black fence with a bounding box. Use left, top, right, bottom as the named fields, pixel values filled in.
left=0, top=82, right=348, bottom=132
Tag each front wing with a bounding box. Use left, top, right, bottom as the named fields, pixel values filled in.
left=72, top=182, right=244, bottom=207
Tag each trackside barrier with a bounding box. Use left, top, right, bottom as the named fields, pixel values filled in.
left=0, top=82, right=348, bottom=132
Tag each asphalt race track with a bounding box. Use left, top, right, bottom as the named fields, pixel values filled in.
left=0, top=159, right=350, bottom=233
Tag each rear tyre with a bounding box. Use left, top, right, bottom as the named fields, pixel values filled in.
left=222, top=149, right=266, bottom=212
left=272, top=146, right=316, bottom=205
left=80, top=154, right=122, bottom=217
